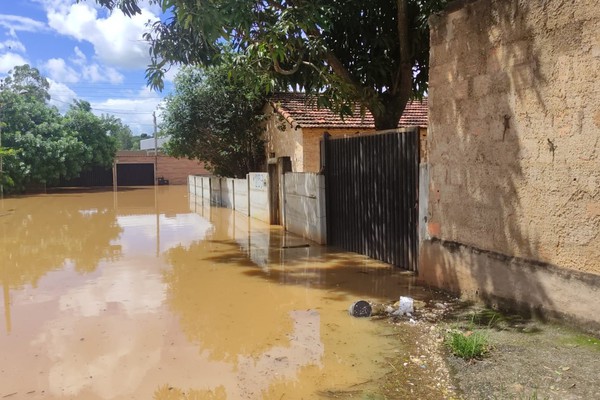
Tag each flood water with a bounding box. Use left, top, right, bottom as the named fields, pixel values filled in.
left=0, top=186, right=432, bottom=399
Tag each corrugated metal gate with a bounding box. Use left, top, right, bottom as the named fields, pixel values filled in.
left=116, top=163, right=154, bottom=186
left=323, top=129, right=420, bottom=271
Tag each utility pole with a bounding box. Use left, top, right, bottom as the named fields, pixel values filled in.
left=153, top=111, right=158, bottom=186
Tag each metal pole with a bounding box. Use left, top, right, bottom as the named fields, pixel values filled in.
left=153, top=111, right=158, bottom=186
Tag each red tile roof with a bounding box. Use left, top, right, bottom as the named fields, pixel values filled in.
left=268, top=92, right=428, bottom=129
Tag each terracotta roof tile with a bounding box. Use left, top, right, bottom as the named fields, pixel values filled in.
left=268, top=92, right=428, bottom=129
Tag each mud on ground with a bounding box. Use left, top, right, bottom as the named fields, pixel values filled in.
left=365, top=300, right=600, bottom=400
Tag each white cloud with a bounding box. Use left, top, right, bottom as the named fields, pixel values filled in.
left=48, top=79, right=77, bottom=112
left=44, top=57, right=79, bottom=83
left=71, top=45, right=86, bottom=66
left=81, top=63, right=124, bottom=84
left=90, top=87, right=163, bottom=135
left=0, top=39, right=26, bottom=53
left=66, top=45, right=124, bottom=83
left=0, top=52, right=28, bottom=74
left=0, top=14, right=46, bottom=34
left=45, top=2, right=157, bottom=70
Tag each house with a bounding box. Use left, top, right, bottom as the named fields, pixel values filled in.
left=114, top=150, right=208, bottom=185
left=264, top=93, right=428, bottom=172
left=140, top=135, right=172, bottom=151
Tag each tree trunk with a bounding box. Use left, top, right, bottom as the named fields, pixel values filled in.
left=371, top=95, right=409, bottom=131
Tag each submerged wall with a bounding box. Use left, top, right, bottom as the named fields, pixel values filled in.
left=423, top=0, right=600, bottom=329
left=282, top=173, right=327, bottom=244
left=188, top=173, right=326, bottom=244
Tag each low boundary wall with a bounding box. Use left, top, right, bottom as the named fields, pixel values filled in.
left=188, top=173, right=326, bottom=244
left=282, top=173, right=326, bottom=244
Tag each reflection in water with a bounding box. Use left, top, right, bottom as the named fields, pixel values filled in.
left=0, top=196, right=121, bottom=286
left=0, top=186, right=425, bottom=399
left=0, top=191, right=122, bottom=334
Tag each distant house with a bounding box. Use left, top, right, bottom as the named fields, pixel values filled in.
left=264, top=93, right=428, bottom=172
left=140, top=135, right=172, bottom=151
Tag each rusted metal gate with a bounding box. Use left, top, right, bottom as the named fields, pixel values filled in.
left=323, top=128, right=420, bottom=270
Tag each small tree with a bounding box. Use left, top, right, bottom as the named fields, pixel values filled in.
left=64, top=100, right=118, bottom=170
left=102, top=114, right=138, bottom=150
left=0, top=65, right=121, bottom=192
left=162, top=63, right=266, bottom=178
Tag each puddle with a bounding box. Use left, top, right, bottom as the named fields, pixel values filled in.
left=0, top=186, right=439, bottom=399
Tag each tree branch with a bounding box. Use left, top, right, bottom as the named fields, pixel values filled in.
left=324, top=51, right=366, bottom=96
left=396, top=0, right=413, bottom=99
left=273, top=57, right=302, bottom=75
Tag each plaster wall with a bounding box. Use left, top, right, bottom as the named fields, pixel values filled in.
left=424, top=0, right=600, bottom=326
left=263, top=104, right=304, bottom=172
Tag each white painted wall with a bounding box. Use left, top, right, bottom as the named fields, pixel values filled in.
left=188, top=173, right=326, bottom=244
left=233, top=178, right=249, bottom=215
left=248, top=173, right=270, bottom=223
left=283, top=173, right=326, bottom=244
left=221, top=178, right=235, bottom=209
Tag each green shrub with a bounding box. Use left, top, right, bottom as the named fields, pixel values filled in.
left=446, top=330, right=488, bottom=360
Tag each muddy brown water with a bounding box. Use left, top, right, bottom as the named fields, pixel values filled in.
left=0, top=186, right=439, bottom=399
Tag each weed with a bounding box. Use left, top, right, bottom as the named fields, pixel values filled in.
left=445, top=330, right=488, bottom=360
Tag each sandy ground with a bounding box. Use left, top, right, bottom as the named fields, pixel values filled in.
left=361, top=299, right=600, bottom=400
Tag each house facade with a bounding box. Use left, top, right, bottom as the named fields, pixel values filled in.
left=264, top=93, right=428, bottom=172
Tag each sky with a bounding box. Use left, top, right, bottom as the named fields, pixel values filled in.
left=0, top=0, right=176, bottom=135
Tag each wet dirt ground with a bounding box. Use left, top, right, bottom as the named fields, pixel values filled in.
left=0, top=186, right=456, bottom=399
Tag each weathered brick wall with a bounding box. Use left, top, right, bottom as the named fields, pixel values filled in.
left=263, top=104, right=304, bottom=171
left=426, top=0, right=600, bottom=272
left=116, top=151, right=209, bottom=185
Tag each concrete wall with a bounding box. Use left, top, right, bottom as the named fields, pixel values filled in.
left=233, top=178, right=249, bottom=216
left=221, top=178, right=235, bottom=209
left=210, top=177, right=222, bottom=206
left=116, top=151, right=208, bottom=184
left=248, top=173, right=270, bottom=223
left=283, top=173, right=327, bottom=244
left=423, top=0, right=600, bottom=329
left=188, top=176, right=211, bottom=211
left=188, top=173, right=326, bottom=244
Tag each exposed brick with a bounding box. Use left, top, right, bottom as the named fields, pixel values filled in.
left=428, top=222, right=441, bottom=237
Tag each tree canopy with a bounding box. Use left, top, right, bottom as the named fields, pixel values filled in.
left=0, top=65, right=132, bottom=192
left=162, top=63, right=266, bottom=178
left=92, top=0, right=448, bottom=130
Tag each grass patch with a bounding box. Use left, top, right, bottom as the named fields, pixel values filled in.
left=563, top=333, right=600, bottom=350
left=446, top=330, right=488, bottom=360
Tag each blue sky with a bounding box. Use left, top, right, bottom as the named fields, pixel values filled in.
left=0, top=0, right=176, bottom=135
